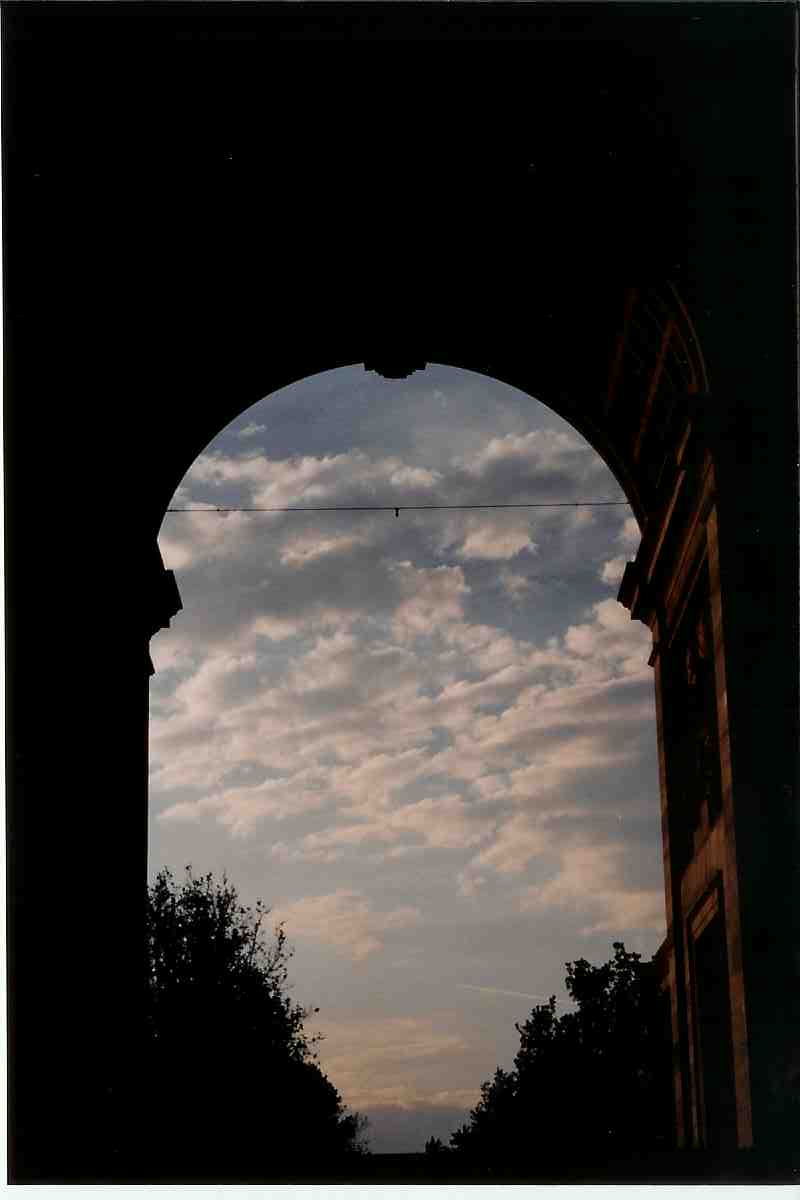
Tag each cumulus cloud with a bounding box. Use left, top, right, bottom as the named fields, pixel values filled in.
left=598, top=514, right=641, bottom=588
left=312, top=1014, right=479, bottom=1112
left=519, top=842, right=665, bottom=936
left=456, top=429, right=603, bottom=496
left=564, top=598, right=651, bottom=676
left=499, top=570, right=531, bottom=602
left=186, top=448, right=442, bottom=514
left=150, top=368, right=664, bottom=1151
left=271, top=889, right=421, bottom=962
left=454, top=517, right=536, bottom=562
left=599, top=555, right=627, bottom=586
left=151, top=572, right=654, bottom=866
left=156, top=507, right=254, bottom=572
left=391, top=562, right=469, bottom=639
left=158, top=767, right=337, bottom=836
left=275, top=792, right=494, bottom=865
left=280, top=532, right=369, bottom=567
left=467, top=812, right=555, bottom=877
left=618, top=515, right=641, bottom=549
left=389, top=794, right=490, bottom=849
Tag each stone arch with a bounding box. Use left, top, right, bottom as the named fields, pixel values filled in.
left=6, top=3, right=797, bottom=1180
left=151, top=282, right=705, bottom=533
left=148, top=280, right=746, bottom=1155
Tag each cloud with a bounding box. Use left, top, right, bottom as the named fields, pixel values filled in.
left=564, top=598, right=651, bottom=676
left=388, top=794, right=491, bottom=850
left=156, top=508, right=254, bottom=572
left=280, top=532, right=369, bottom=567
left=499, top=570, right=531, bottom=601
left=454, top=516, right=536, bottom=562
left=268, top=793, right=494, bottom=866
left=157, top=425, right=620, bottom=590
left=186, top=448, right=443, bottom=513
left=456, top=430, right=606, bottom=498
left=150, top=578, right=654, bottom=866
left=599, top=555, right=627, bottom=586
left=271, top=889, right=421, bottom=961
left=312, top=1014, right=479, bottom=1112
left=152, top=390, right=661, bottom=981
left=154, top=430, right=636, bottom=668
left=158, top=767, right=337, bottom=836
left=618, top=515, right=641, bottom=549
left=391, top=562, right=469, bottom=639
left=148, top=370, right=667, bottom=1157
left=467, top=813, right=555, bottom=877
left=456, top=869, right=488, bottom=898
left=598, top=515, right=641, bottom=588
left=388, top=464, right=441, bottom=490
left=519, top=842, right=665, bottom=936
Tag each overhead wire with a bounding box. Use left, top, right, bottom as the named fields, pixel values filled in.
left=166, top=500, right=630, bottom=514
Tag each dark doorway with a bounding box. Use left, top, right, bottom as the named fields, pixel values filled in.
left=693, top=909, right=737, bottom=1150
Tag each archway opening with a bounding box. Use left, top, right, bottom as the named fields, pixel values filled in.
left=149, top=363, right=665, bottom=1153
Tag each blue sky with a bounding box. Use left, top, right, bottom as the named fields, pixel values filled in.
left=149, top=364, right=664, bottom=1153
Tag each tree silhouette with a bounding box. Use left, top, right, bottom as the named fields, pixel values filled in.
left=143, top=867, right=367, bottom=1178
left=425, top=1136, right=447, bottom=1155
left=448, top=943, right=673, bottom=1170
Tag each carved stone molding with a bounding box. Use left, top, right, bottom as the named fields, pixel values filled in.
left=363, top=358, right=427, bottom=381
left=146, top=545, right=183, bottom=675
